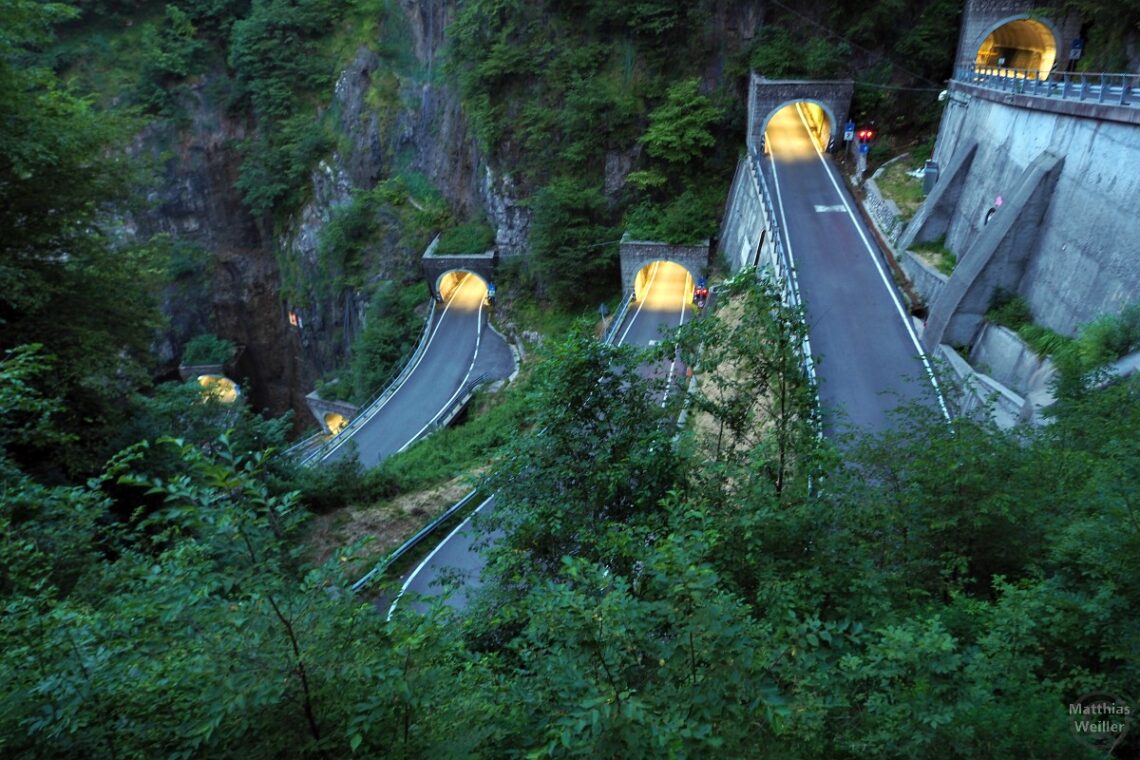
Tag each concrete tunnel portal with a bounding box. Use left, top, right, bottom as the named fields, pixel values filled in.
left=975, top=17, right=1058, bottom=73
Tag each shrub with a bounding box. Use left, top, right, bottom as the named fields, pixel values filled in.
left=182, top=334, right=235, bottom=365
left=436, top=222, right=495, bottom=255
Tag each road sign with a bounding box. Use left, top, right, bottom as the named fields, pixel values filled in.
left=859, top=142, right=870, bottom=155
left=487, top=283, right=496, bottom=298
left=844, top=120, right=855, bottom=141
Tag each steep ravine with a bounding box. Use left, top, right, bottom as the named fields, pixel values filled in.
left=137, top=0, right=529, bottom=429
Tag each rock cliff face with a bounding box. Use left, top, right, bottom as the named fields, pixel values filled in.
left=137, top=0, right=530, bottom=425
left=132, top=77, right=306, bottom=420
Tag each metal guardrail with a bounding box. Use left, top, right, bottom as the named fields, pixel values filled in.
left=351, top=295, right=635, bottom=593
left=399, top=373, right=489, bottom=453
left=279, top=431, right=327, bottom=460
left=301, top=299, right=439, bottom=466
left=601, top=293, right=638, bottom=346
left=350, top=489, right=483, bottom=593
left=603, top=292, right=635, bottom=346
left=748, top=150, right=823, bottom=433
left=955, top=65, right=1138, bottom=108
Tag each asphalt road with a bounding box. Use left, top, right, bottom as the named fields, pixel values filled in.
left=764, top=105, right=944, bottom=435
left=388, top=266, right=695, bottom=616
left=323, top=273, right=486, bottom=469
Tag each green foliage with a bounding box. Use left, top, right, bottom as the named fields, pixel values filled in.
left=530, top=178, right=619, bottom=306
left=911, top=236, right=957, bottom=275
left=987, top=289, right=1033, bottom=330
left=346, top=282, right=425, bottom=404
left=1, top=2, right=165, bottom=475
left=1076, top=303, right=1140, bottom=367
left=638, top=78, right=721, bottom=166
left=435, top=221, right=495, bottom=255
left=624, top=184, right=723, bottom=244
left=750, top=26, right=850, bottom=78
left=228, top=0, right=343, bottom=214
left=368, top=381, right=535, bottom=494
left=181, top=333, right=236, bottom=364
left=136, top=4, right=207, bottom=116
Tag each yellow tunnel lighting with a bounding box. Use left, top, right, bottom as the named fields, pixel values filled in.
left=975, top=19, right=1057, bottom=74
left=324, top=412, right=349, bottom=435
left=197, top=374, right=239, bottom=404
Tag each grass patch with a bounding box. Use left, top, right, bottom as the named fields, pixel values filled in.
left=875, top=158, right=926, bottom=221
left=910, top=236, right=957, bottom=276
left=436, top=221, right=495, bottom=255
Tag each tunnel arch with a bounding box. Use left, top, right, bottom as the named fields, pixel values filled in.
left=434, top=269, right=491, bottom=303
left=759, top=99, right=837, bottom=154
left=632, top=260, right=698, bottom=303
left=974, top=16, right=1059, bottom=73
left=324, top=411, right=348, bottom=436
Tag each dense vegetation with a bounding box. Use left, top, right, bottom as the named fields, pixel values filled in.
left=3, top=0, right=1139, bottom=757
left=4, top=271, right=1136, bottom=756
left=443, top=0, right=970, bottom=303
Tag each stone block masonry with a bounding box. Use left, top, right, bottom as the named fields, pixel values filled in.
left=619, top=235, right=710, bottom=295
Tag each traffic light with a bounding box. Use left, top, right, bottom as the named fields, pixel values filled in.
left=857, top=128, right=876, bottom=144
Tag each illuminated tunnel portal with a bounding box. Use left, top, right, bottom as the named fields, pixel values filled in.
left=435, top=270, right=490, bottom=304
left=633, top=261, right=695, bottom=305
left=975, top=18, right=1058, bottom=73
left=763, top=101, right=834, bottom=159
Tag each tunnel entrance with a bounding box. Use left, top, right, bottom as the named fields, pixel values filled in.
left=762, top=101, right=835, bottom=157
left=196, top=374, right=239, bottom=404
left=633, top=261, right=696, bottom=303
left=975, top=18, right=1058, bottom=73
left=435, top=270, right=490, bottom=303
left=324, top=412, right=348, bottom=435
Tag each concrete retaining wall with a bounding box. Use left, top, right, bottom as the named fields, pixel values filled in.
left=899, top=251, right=949, bottom=306
left=969, top=322, right=1056, bottom=397
left=718, top=157, right=769, bottom=273
left=918, top=86, right=1140, bottom=339
left=863, top=177, right=906, bottom=247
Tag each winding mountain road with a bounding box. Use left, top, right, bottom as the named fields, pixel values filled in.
left=388, top=263, right=695, bottom=616
left=764, top=105, right=945, bottom=434
left=322, top=273, right=488, bottom=469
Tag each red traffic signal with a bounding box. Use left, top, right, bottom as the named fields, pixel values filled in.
left=857, top=128, right=876, bottom=143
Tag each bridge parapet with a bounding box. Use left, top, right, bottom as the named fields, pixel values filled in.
left=953, top=66, right=1140, bottom=124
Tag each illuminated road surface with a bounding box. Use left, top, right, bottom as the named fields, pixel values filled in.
left=389, top=266, right=694, bottom=616
left=764, top=105, right=944, bottom=434
left=323, top=273, right=486, bottom=469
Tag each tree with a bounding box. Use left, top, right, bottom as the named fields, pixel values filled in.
left=530, top=179, right=618, bottom=306
left=1, top=0, right=164, bottom=475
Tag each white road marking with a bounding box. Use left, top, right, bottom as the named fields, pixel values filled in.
left=618, top=262, right=661, bottom=346
left=387, top=495, right=496, bottom=620
left=789, top=107, right=949, bottom=419
left=814, top=204, right=846, bottom=213
left=396, top=277, right=485, bottom=453
left=322, top=275, right=476, bottom=462
left=661, top=273, right=691, bottom=407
